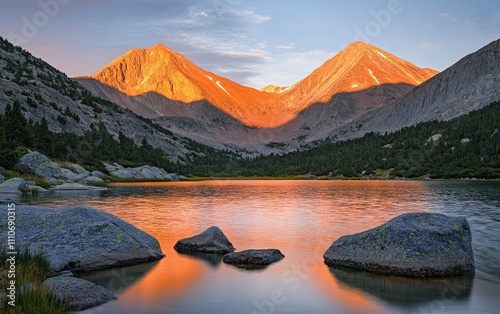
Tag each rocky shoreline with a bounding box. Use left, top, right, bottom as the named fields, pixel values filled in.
left=0, top=205, right=165, bottom=311
left=0, top=151, right=184, bottom=195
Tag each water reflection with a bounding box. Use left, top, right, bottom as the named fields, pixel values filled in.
left=176, top=252, right=224, bottom=268
left=25, top=180, right=500, bottom=314
left=81, top=261, right=160, bottom=294
left=328, top=267, right=473, bottom=307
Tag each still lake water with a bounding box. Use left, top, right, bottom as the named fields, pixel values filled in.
left=19, top=180, right=500, bottom=314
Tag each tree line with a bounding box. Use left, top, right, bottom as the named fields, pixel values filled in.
left=180, top=101, right=500, bottom=179
left=1, top=99, right=499, bottom=179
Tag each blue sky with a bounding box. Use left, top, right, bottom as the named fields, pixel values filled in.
left=1, top=0, right=499, bottom=88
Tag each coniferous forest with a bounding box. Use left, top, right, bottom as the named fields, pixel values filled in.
left=1, top=99, right=499, bottom=179
left=180, top=100, right=500, bottom=179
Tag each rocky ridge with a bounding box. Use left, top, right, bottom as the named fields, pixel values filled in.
left=339, top=39, right=500, bottom=140
left=0, top=37, right=207, bottom=162
left=77, top=42, right=438, bottom=154
left=77, top=40, right=500, bottom=155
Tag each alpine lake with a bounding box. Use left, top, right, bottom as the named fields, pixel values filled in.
left=14, top=180, right=500, bottom=314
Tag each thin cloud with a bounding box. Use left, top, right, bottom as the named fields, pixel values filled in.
left=275, top=43, right=295, bottom=50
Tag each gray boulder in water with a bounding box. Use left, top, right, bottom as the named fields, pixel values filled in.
left=0, top=206, right=164, bottom=272
left=0, top=178, right=27, bottom=194
left=43, top=277, right=116, bottom=311
left=174, top=226, right=235, bottom=254
left=323, top=213, right=475, bottom=277
left=223, top=249, right=285, bottom=268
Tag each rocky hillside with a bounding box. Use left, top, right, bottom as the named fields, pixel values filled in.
left=339, top=39, right=500, bottom=139
left=0, top=37, right=211, bottom=162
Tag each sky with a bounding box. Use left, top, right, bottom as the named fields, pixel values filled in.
left=1, top=0, right=499, bottom=89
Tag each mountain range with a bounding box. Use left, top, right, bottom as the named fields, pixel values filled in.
left=1, top=36, right=499, bottom=160
left=76, top=39, right=499, bottom=154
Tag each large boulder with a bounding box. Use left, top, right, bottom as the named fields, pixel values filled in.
left=15, top=151, right=63, bottom=179
left=43, top=277, right=116, bottom=311
left=323, top=213, right=475, bottom=277
left=223, top=249, right=285, bottom=268
left=139, top=167, right=161, bottom=179
left=0, top=206, right=165, bottom=272
left=0, top=177, right=27, bottom=194
left=174, top=226, right=235, bottom=254
left=0, top=173, right=4, bottom=183
left=91, top=170, right=107, bottom=178
left=59, top=168, right=85, bottom=182
left=64, top=163, right=90, bottom=176
left=111, top=169, right=135, bottom=179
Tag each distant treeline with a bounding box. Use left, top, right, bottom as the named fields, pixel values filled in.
left=1, top=100, right=499, bottom=179
left=181, top=101, right=500, bottom=179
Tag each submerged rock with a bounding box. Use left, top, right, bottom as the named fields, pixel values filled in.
left=174, top=226, right=235, bottom=254
left=323, top=213, right=475, bottom=277
left=223, top=249, right=285, bottom=268
left=0, top=206, right=165, bottom=272
left=43, top=277, right=116, bottom=311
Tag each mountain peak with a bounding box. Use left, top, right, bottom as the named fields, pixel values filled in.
left=90, top=42, right=438, bottom=128
left=343, top=41, right=381, bottom=55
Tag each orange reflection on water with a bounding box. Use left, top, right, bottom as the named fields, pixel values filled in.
left=119, top=252, right=204, bottom=305
left=85, top=180, right=431, bottom=312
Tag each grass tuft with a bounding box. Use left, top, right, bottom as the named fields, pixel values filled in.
left=0, top=247, right=68, bottom=313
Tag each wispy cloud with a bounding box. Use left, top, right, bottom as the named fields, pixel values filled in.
left=70, top=0, right=273, bottom=85
left=275, top=43, right=295, bottom=50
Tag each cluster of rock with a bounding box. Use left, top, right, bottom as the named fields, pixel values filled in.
left=104, top=163, right=183, bottom=181
left=0, top=205, right=165, bottom=311
left=0, top=177, right=49, bottom=195
left=323, top=212, right=475, bottom=277
left=0, top=151, right=183, bottom=194
left=174, top=226, right=285, bottom=269
left=14, top=151, right=106, bottom=186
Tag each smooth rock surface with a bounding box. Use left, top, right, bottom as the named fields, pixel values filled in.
left=223, top=249, right=285, bottom=267
left=324, top=213, right=475, bottom=277
left=43, top=277, right=117, bottom=311
left=0, top=177, right=26, bottom=194
left=0, top=206, right=165, bottom=272
left=65, top=163, right=90, bottom=176
left=52, top=183, right=106, bottom=191
left=174, top=226, right=235, bottom=254
left=111, top=169, right=135, bottom=179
